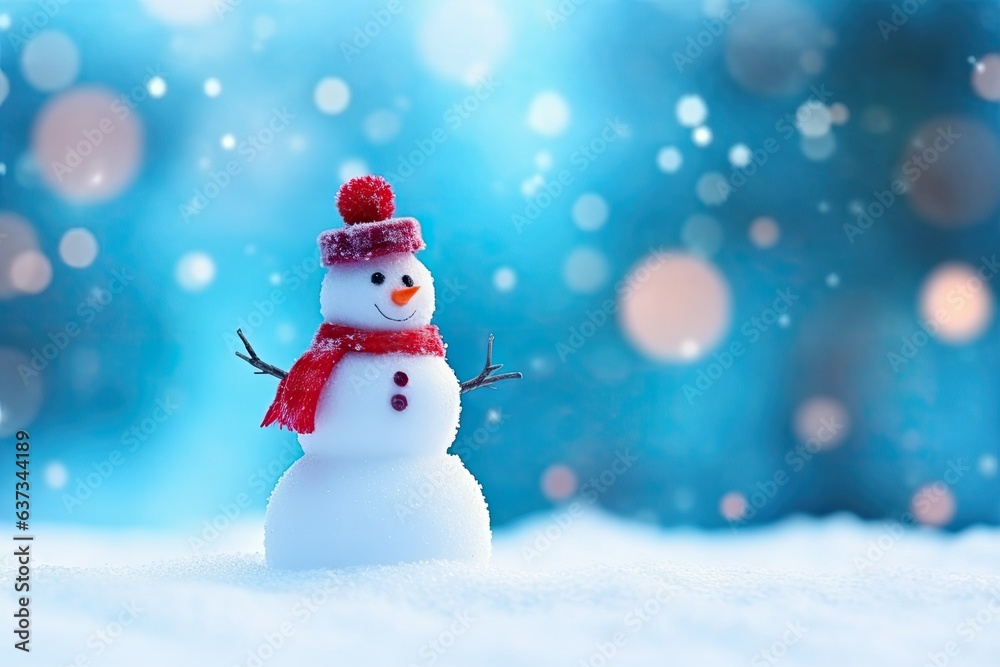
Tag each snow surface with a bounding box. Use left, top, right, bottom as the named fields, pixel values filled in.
left=4, top=508, right=999, bottom=666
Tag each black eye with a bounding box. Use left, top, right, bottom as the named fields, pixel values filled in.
left=371, top=272, right=385, bottom=285
left=401, top=275, right=414, bottom=287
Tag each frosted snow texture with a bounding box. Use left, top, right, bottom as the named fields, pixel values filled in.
left=266, top=454, right=491, bottom=569
left=7, top=511, right=1000, bottom=666
left=319, top=253, right=435, bottom=330
left=295, top=353, right=461, bottom=459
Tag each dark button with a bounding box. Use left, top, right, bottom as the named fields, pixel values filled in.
left=393, top=371, right=408, bottom=387
left=391, top=394, right=408, bottom=411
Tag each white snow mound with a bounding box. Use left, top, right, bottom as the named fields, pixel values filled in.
left=3, top=508, right=999, bottom=666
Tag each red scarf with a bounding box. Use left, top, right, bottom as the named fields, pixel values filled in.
left=261, top=322, right=446, bottom=434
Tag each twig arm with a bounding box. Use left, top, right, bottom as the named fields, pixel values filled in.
left=235, top=328, right=288, bottom=380
left=460, top=334, right=522, bottom=394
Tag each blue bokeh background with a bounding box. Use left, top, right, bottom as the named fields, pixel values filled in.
left=0, top=0, right=997, bottom=531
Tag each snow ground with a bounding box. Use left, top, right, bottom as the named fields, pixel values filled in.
left=3, top=508, right=999, bottom=666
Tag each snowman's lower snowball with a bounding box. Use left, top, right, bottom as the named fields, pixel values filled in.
left=265, top=453, right=491, bottom=569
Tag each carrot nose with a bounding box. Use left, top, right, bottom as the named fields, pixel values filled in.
left=391, top=285, right=420, bottom=306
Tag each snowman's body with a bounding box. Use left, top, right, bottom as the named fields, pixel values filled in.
left=265, top=450, right=491, bottom=570
left=262, top=241, right=495, bottom=570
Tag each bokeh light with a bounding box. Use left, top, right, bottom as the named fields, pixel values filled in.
left=0, top=70, right=10, bottom=107
left=728, top=143, right=752, bottom=168
left=32, top=87, right=144, bottom=203
left=571, top=193, right=609, bottom=231
left=175, top=252, right=216, bottom=291
left=800, top=133, right=837, bottom=161
left=0, top=212, right=41, bottom=299
left=493, top=267, right=516, bottom=292
left=141, top=0, right=217, bottom=26
left=796, top=101, right=832, bottom=137
left=527, top=91, right=570, bottom=137
left=676, top=95, right=708, bottom=127
left=901, top=117, right=1000, bottom=227
left=971, top=54, right=1000, bottom=101
left=20, top=30, right=80, bottom=92
left=59, top=228, right=100, bottom=269
left=10, top=251, right=53, bottom=294
left=681, top=215, right=724, bottom=257
left=829, top=103, right=850, bottom=125
left=203, top=77, right=222, bottom=97
left=417, top=0, right=508, bottom=85
left=619, top=252, right=732, bottom=362
left=44, top=461, right=69, bottom=489
left=696, top=172, right=730, bottom=206
left=656, top=146, right=683, bottom=173
left=338, top=159, right=369, bottom=183
left=918, top=262, right=995, bottom=344
left=793, top=396, right=849, bottom=450
left=979, top=454, right=998, bottom=478
left=363, top=110, right=402, bottom=144
left=749, top=216, right=780, bottom=248
left=314, top=77, right=351, bottom=115
left=719, top=492, right=748, bottom=521
left=541, top=464, right=578, bottom=502
left=147, top=76, right=167, bottom=98
left=0, top=348, right=44, bottom=438
left=563, top=247, right=609, bottom=294
left=725, top=0, right=824, bottom=96
left=911, top=483, right=956, bottom=527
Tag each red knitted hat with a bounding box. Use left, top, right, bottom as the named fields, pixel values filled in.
left=319, top=176, right=425, bottom=266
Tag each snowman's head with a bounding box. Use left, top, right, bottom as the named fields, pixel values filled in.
left=320, top=252, right=435, bottom=330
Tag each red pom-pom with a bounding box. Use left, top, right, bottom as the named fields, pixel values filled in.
left=336, top=175, right=395, bottom=225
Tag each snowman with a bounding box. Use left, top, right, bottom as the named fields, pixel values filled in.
left=236, top=175, right=520, bottom=570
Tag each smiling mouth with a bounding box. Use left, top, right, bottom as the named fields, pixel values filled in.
left=374, top=304, right=416, bottom=322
